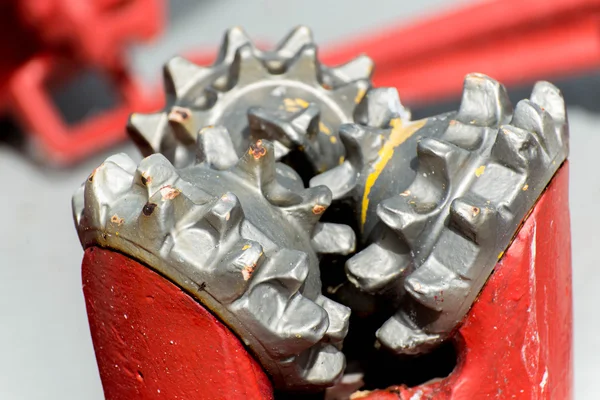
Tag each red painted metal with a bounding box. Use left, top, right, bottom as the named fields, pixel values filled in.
left=0, top=0, right=166, bottom=164
left=322, top=0, right=600, bottom=105
left=354, top=163, right=572, bottom=399
left=82, top=246, right=274, bottom=400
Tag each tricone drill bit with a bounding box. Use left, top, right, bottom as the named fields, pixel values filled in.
left=312, top=73, right=569, bottom=354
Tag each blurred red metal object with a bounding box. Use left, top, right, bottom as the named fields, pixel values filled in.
left=354, top=163, right=572, bottom=399
left=0, top=0, right=167, bottom=164
left=82, top=246, right=274, bottom=400
left=322, top=0, right=600, bottom=105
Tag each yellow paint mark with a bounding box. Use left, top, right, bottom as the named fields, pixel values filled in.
left=242, top=244, right=251, bottom=250
left=294, top=98, right=309, bottom=108
left=283, top=98, right=299, bottom=112
left=319, top=122, right=331, bottom=135
left=475, top=165, right=486, bottom=177
left=355, top=87, right=367, bottom=104
left=339, top=156, right=345, bottom=165
left=498, top=251, right=505, bottom=260
left=360, top=118, right=427, bottom=229
left=330, top=136, right=337, bottom=144
left=522, top=184, right=529, bottom=191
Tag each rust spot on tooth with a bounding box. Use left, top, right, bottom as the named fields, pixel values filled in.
left=242, top=263, right=257, bottom=281
left=523, top=184, right=529, bottom=191
left=142, top=203, right=157, bottom=216
left=160, top=185, right=180, bottom=200
left=168, top=106, right=191, bottom=123
left=472, top=206, right=480, bottom=216
left=141, top=174, right=152, bottom=186
left=249, top=140, right=267, bottom=159
left=110, top=214, right=125, bottom=226
left=312, top=204, right=326, bottom=214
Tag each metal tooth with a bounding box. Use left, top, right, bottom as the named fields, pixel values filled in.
left=404, top=256, right=472, bottom=313
left=209, top=239, right=265, bottom=304
left=417, top=137, right=469, bottom=180
left=137, top=185, right=193, bottom=242
left=510, top=99, right=559, bottom=154
left=456, top=73, right=512, bottom=126
left=277, top=294, right=329, bottom=346
left=105, top=153, right=138, bottom=174
left=331, top=54, right=374, bottom=83
left=275, top=162, right=305, bottom=193
left=228, top=44, right=268, bottom=88
left=376, top=197, right=430, bottom=246
left=315, top=295, right=351, bottom=347
left=134, top=153, right=179, bottom=194
left=215, top=26, right=252, bottom=65
left=205, top=192, right=244, bottom=242
left=297, top=343, right=346, bottom=388
left=248, top=104, right=319, bottom=150
left=345, top=242, right=411, bottom=294
left=167, top=106, right=196, bottom=145
left=84, top=158, right=137, bottom=227
left=308, top=161, right=357, bottom=200
left=285, top=44, right=322, bottom=84
left=281, top=185, right=332, bottom=232
left=233, top=140, right=277, bottom=189
left=354, top=87, right=409, bottom=127
left=492, top=125, right=540, bottom=171
left=449, top=197, right=497, bottom=244
left=339, top=123, right=386, bottom=167
left=376, top=313, right=443, bottom=355
left=196, top=126, right=239, bottom=170
left=275, top=25, right=314, bottom=58
left=163, top=56, right=211, bottom=99
left=530, top=81, right=567, bottom=127
left=127, top=112, right=167, bottom=157
left=332, top=79, right=370, bottom=114
left=250, top=249, right=309, bottom=296
left=310, top=222, right=356, bottom=255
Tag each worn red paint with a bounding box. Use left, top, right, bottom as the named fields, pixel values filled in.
left=358, top=164, right=572, bottom=399
left=82, top=247, right=274, bottom=400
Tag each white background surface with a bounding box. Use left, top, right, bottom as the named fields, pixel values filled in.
left=0, top=1, right=597, bottom=398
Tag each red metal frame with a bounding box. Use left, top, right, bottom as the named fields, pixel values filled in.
left=322, top=0, right=600, bottom=105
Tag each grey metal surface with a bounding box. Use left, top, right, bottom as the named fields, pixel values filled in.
left=0, top=0, right=597, bottom=399
left=129, top=26, right=372, bottom=173
left=73, top=137, right=354, bottom=390
left=313, top=75, right=569, bottom=355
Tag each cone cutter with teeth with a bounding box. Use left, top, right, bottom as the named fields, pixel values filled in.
left=127, top=26, right=373, bottom=172
left=312, top=73, right=569, bottom=355
left=73, top=136, right=357, bottom=391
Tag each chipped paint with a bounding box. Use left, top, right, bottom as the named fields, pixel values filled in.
left=319, top=122, right=331, bottom=135
left=360, top=118, right=427, bottom=228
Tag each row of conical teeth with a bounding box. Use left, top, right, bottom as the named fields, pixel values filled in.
left=339, top=73, right=568, bottom=354
left=127, top=26, right=373, bottom=171
left=73, top=138, right=354, bottom=389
